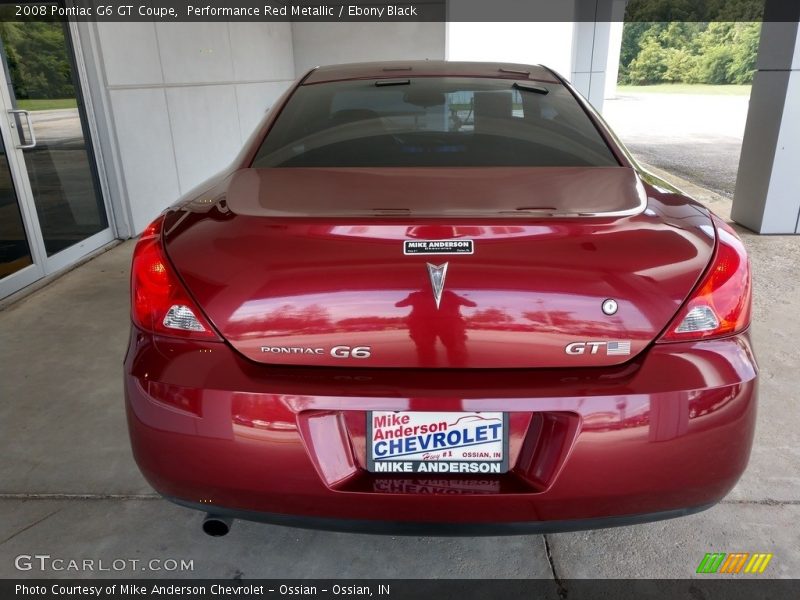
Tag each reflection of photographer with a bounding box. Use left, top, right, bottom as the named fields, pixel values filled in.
left=449, top=98, right=474, bottom=131
left=396, top=289, right=477, bottom=367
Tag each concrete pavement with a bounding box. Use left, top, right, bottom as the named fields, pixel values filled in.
left=0, top=498, right=550, bottom=579
left=603, top=92, right=750, bottom=198
left=28, top=108, right=83, bottom=145
left=0, top=172, right=798, bottom=580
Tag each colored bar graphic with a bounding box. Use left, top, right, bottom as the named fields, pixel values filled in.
left=719, top=553, right=749, bottom=573
left=697, top=553, right=726, bottom=573
left=744, top=553, right=774, bottom=573
left=697, top=552, right=773, bottom=574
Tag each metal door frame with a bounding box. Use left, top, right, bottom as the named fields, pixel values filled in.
left=0, top=13, right=116, bottom=299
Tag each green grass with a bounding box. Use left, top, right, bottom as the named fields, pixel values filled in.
left=617, top=84, right=752, bottom=96
left=16, top=98, right=77, bottom=111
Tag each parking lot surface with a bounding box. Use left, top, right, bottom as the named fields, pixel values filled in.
left=1, top=124, right=798, bottom=579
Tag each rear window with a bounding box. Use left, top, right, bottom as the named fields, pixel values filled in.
left=251, top=77, right=619, bottom=168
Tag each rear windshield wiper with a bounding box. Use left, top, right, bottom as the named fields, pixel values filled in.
left=513, top=82, right=549, bottom=95
left=375, top=79, right=411, bottom=87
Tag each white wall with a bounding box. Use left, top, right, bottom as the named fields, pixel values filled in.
left=95, top=22, right=295, bottom=233
left=291, top=22, right=446, bottom=76
left=446, top=22, right=574, bottom=77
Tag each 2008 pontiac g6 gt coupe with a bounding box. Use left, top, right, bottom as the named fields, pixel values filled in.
left=125, top=61, right=756, bottom=536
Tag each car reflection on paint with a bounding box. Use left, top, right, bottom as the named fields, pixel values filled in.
left=124, top=61, right=756, bottom=535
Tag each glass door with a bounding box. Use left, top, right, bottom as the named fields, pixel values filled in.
left=0, top=9, right=113, bottom=299
left=0, top=116, right=42, bottom=289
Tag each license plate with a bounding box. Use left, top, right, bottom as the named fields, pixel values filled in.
left=367, top=411, right=508, bottom=474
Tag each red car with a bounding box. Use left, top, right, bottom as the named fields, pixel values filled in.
left=125, top=61, right=756, bottom=536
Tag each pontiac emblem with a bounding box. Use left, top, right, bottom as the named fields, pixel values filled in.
left=426, top=263, right=448, bottom=309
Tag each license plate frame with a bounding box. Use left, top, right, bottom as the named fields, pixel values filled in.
left=366, top=411, right=509, bottom=474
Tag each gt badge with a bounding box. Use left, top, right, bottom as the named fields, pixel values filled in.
left=427, top=263, right=448, bottom=309
left=565, top=341, right=632, bottom=356
left=404, top=240, right=474, bottom=255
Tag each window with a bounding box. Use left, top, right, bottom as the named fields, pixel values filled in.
left=252, top=77, right=619, bottom=168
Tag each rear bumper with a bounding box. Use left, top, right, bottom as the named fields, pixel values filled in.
left=124, top=328, right=757, bottom=531
left=169, top=497, right=714, bottom=536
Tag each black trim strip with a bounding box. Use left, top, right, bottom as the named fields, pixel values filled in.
left=168, top=496, right=716, bottom=536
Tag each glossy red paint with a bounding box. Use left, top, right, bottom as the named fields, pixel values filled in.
left=125, top=61, right=757, bottom=531
left=125, top=328, right=757, bottom=524
left=161, top=174, right=713, bottom=369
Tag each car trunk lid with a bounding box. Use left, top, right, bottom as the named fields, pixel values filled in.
left=163, top=167, right=714, bottom=368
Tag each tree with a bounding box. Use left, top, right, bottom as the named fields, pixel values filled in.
left=617, top=20, right=761, bottom=86
left=727, top=22, right=761, bottom=83
left=663, top=48, right=699, bottom=83
left=624, top=0, right=763, bottom=22
left=0, top=21, right=75, bottom=100
left=626, top=37, right=668, bottom=84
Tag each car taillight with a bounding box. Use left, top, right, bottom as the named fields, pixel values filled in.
left=131, top=215, right=219, bottom=340
left=658, top=217, right=751, bottom=343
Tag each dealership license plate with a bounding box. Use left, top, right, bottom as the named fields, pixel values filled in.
left=367, top=412, right=508, bottom=474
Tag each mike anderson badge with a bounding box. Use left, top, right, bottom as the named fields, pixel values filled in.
left=404, top=240, right=474, bottom=255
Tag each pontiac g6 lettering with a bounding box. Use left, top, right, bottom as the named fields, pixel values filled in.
left=260, top=346, right=372, bottom=358
left=260, top=346, right=325, bottom=354
left=330, top=346, right=371, bottom=359
left=125, top=61, right=756, bottom=536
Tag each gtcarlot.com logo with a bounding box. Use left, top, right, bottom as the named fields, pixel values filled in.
left=15, top=554, right=194, bottom=572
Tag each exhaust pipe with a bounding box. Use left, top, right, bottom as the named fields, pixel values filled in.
left=202, top=514, right=232, bottom=537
